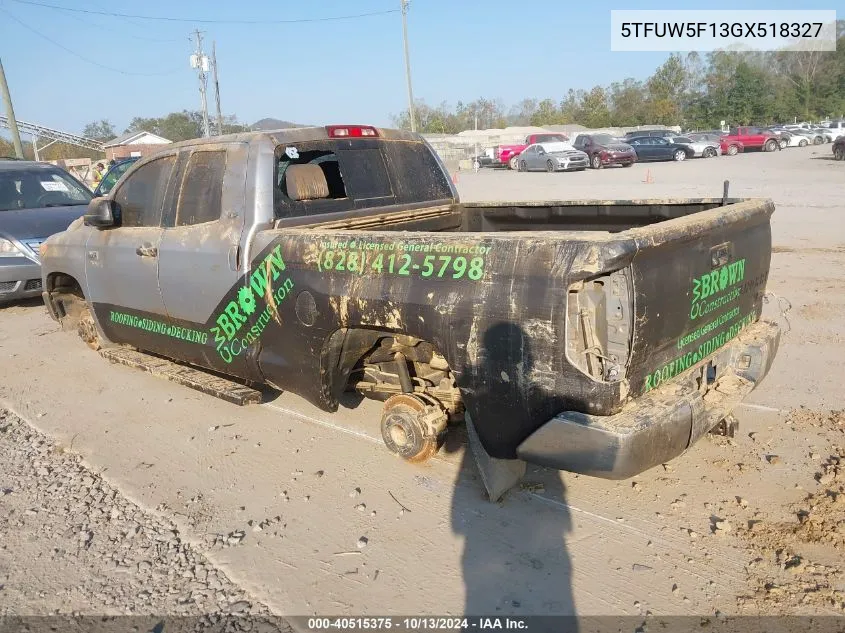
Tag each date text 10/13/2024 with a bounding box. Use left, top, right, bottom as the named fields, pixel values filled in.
left=304, top=617, right=528, bottom=630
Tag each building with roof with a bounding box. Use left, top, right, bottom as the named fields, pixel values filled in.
left=103, top=131, right=171, bottom=160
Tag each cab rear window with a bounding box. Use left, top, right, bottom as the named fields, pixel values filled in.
left=273, top=139, right=452, bottom=219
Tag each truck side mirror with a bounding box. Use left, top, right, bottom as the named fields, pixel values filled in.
left=84, top=197, right=117, bottom=228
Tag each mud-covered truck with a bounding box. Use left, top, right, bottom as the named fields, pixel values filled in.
left=40, top=125, right=781, bottom=499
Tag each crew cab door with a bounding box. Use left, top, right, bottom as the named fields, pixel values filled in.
left=85, top=154, right=175, bottom=326
left=157, top=144, right=246, bottom=323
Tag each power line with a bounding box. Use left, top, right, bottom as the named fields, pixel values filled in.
left=56, top=2, right=183, bottom=43
left=7, top=0, right=399, bottom=24
left=0, top=7, right=180, bottom=76
left=37, top=3, right=182, bottom=43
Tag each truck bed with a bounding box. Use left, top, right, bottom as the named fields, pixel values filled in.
left=268, top=196, right=773, bottom=463
left=283, top=198, right=740, bottom=234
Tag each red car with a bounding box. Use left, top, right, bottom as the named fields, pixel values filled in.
left=720, top=127, right=780, bottom=153
left=496, top=133, right=569, bottom=169
left=572, top=133, right=637, bottom=168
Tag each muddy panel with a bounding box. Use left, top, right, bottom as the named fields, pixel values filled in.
left=93, top=230, right=637, bottom=459
left=627, top=200, right=773, bottom=396
left=88, top=197, right=776, bottom=461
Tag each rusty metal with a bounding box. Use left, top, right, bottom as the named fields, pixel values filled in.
left=99, top=347, right=262, bottom=406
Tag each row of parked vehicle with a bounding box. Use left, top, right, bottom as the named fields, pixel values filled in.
left=487, top=122, right=845, bottom=173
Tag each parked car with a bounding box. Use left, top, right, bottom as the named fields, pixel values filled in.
left=834, top=137, right=845, bottom=161
left=721, top=127, right=780, bottom=152
left=791, top=128, right=826, bottom=145
left=624, top=129, right=675, bottom=139
left=472, top=154, right=494, bottom=168
left=94, top=157, right=139, bottom=196
left=516, top=142, right=588, bottom=172
left=809, top=128, right=834, bottom=143
left=668, top=136, right=721, bottom=158
left=626, top=136, right=695, bottom=162
left=496, top=133, right=570, bottom=170
left=827, top=120, right=845, bottom=141
left=689, top=133, right=744, bottom=156
left=572, top=134, right=637, bottom=168
left=38, top=124, right=781, bottom=500
left=0, top=160, right=93, bottom=303
left=766, top=128, right=792, bottom=149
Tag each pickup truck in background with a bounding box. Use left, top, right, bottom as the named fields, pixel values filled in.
left=495, top=133, right=570, bottom=170
left=40, top=125, right=781, bottom=500
left=721, top=127, right=780, bottom=153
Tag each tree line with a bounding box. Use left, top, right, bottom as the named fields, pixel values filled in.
left=393, top=25, right=845, bottom=133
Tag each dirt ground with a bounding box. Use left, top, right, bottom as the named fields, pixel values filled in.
left=0, top=143, right=843, bottom=619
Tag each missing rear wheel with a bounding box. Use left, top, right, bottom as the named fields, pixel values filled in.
left=380, top=394, right=442, bottom=463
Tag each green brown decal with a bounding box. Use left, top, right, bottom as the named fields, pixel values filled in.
left=316, top=240, right=490, bottom=281
left=110, top=311, right=208, bottom=344
left=690, top=259, right=745, bottom=320
left=209, top=244, right=294, bottom=364
left=645, top=311, right=755, bottom=392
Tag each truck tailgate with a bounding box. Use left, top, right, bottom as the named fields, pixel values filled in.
left=626, top=199, right=774, bottom=396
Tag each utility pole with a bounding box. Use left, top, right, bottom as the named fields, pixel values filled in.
left=0, top=58, right=24, bottom=159
left=211, top=41, right=223, bottom=136
left=190, top=30, right=211, bottom=138
left=400, top=0, right=416, bottom=132
left=473, top=113, right=479, bottom=172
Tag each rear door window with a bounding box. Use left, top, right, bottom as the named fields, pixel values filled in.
left=175, top=150, right=226, bottom=226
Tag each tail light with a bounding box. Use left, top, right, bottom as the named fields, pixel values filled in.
left=326, top=125, right=379, bottom=138
left=566, top=269, right=633, bottom=382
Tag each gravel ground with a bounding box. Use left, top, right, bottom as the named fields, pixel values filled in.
left=0, top=408, right=292, bottom=630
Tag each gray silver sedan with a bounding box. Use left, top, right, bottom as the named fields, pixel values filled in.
left=1, top=160, right=92, bottom=303
left=516, top=142, right=589, bottom=172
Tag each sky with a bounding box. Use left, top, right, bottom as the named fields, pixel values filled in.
left=0, top=0, right=842, bottom=138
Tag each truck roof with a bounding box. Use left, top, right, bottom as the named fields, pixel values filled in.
left=165, top=125, right=422, bottom=152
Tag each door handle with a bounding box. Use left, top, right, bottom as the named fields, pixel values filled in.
left=136, top=244, right=158, bottom=257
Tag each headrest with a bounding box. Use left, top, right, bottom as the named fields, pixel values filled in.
left=285, top=164, right=329, bottom=201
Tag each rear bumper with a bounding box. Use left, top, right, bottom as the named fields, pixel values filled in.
left=517, top=320, right=780, bottom=479
left=0, top=259, right=43, bottom=303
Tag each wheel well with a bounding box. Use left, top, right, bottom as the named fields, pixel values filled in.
left=321, top=328, right=462, bottom=416
left=45, top=273, right=86, bottom=324
left=47, top=272, right=83, bottom=297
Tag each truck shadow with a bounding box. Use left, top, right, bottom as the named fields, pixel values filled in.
left=447, top=322, right=578, bottom=630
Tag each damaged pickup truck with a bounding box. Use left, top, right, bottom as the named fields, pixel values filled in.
left=40, top=125, right=781, bottom=499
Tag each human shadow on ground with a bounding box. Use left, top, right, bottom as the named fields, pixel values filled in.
left=448, top=322, right=578, bottom=633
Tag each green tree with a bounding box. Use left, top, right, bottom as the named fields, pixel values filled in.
left=608, top=79, right=646, bottom=126
left=580, top=87, right=611, bottom=128
left=82, top=119, right=116, bottom=141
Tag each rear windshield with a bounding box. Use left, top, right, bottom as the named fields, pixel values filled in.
left=273, top=139, right=452, bottom=218
left=532, top=134, right=567, bottom=143
left=0, top=167, right=92, bottom=211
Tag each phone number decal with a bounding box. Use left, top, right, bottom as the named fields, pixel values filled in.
left=315, top=246, right=488, bottom=281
